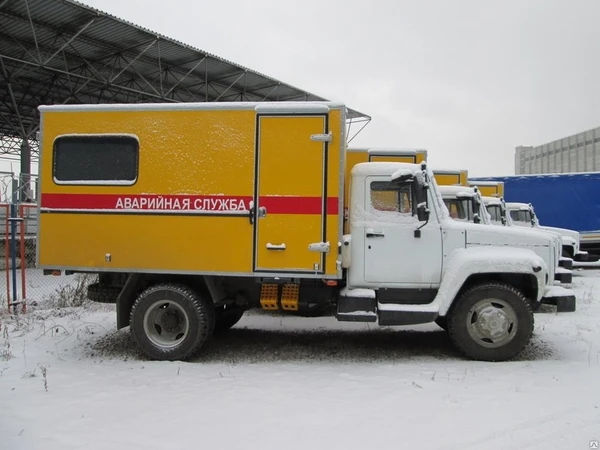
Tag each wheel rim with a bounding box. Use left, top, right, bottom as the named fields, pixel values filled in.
left=143, top=300, right=190, bottom=349
left=466, top=298, right=518, bottom=348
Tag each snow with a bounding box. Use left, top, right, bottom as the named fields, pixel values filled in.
left=52, top=178, right=136, bottom=186
left=544, top=284, right=575, bottom=298
left=439, top=185, right=476, bottom=198
left=468, top=180, right=502, bottom=186
left=340, top=287, right=375, bottom=298
left=365, top=148, right=421, bottom=155
left=350, top=161, right=421, bottom=178
left=39, top=101, right=344, bottom=113
left=377, top=302, right=438, bottom=313
left=482, top=196, right=503, bottom=206
left=2, top=269, right=600, bottom=450
left=337, top=311, right=377, bottom=316
left=390, top=167, right=415, bottom=181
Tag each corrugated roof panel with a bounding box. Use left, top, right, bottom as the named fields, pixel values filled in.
left=0, top=0, right=369, bottom=144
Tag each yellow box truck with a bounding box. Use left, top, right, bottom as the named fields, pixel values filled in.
left=37, top=101, right=575, bottom=362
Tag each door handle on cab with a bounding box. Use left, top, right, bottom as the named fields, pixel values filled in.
left=366, top=228, right=385, bottom=238
left=266, top=243, right=286, bottom=251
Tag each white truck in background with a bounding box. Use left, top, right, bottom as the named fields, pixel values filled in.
left=439, top=185, right=573, bottom=284
left=505, top=202, right=592, bottom=262
left=482, top=197, right=574, bottom=271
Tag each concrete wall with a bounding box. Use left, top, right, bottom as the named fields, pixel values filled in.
left=515, top=126, right=600, bottom=174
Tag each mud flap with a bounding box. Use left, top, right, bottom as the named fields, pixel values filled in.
left=559, top=257, right=573, bottom=270
left=541, top=286, right=576, bottom=312
left=554, top=268, right=572, bottom=284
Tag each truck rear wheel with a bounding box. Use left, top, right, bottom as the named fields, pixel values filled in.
left=447, top=283, right=533, bottom=362
left=130, top=283, right=215, bottom=361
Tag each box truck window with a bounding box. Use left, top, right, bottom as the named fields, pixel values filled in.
left=370, top=181, right=412, bottom=214
left=53, top=135, right=139, bottom=185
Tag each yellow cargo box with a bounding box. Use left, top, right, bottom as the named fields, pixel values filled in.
left=468, top=180, right=504, bottom=198
left=38, top=102, right=346, bottom=278
left=433, top=169, right=468, bottom=186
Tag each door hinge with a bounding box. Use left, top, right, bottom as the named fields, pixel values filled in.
left=310, top=132, right=332, bottom=142
left=308, top=241, right=330, bottom=253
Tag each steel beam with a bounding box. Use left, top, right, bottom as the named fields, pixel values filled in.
left=43, top=17, right=96, bottom=67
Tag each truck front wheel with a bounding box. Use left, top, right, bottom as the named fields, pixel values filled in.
left=130, top=283, right=215, bottom=361
left=447, top=283, right=534, bottom=362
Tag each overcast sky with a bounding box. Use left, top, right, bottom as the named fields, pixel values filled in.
left=42, top=0, right=600, bottom=176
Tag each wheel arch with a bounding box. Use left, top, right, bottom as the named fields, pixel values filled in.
left=116, top=273, right=212, bottom=329
left=439, top=272, right=539, bottom=317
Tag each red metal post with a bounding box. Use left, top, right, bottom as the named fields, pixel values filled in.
left=3, top=204, right=10, bottom=309
left=19, top=204, right=26, bottom=313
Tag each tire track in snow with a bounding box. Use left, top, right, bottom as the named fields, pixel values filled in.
left=441, top=404, right=599, bottom=450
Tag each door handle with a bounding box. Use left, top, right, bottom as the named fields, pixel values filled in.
left=266, top=243, right=286, bottom=251
left=366, top=228, right=385, bottom=238
left=248, top=203, right=267, bottom=224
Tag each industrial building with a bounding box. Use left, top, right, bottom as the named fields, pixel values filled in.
left=515, top=125, right=600, bottom=174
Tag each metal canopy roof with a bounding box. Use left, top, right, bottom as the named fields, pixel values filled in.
left=0, top=0, right=370, bottom=163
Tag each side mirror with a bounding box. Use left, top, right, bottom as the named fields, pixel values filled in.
left=417, top=202, right=430, bottom=222
left=473, top=213, right=481, bottom=224
left=501, top=216, right=507, bottom=226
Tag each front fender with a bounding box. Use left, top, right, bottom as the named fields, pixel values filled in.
left=436, top=247, right=546, bottom=316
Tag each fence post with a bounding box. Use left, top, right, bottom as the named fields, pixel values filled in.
left=9, top=202, right=18, bottom=314
left=19, top=204, right=27, bottom=313
left=4, top=204, right=9, bottom=310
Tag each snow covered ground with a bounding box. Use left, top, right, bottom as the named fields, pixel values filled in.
left=1, top=270, right=600, bottom=450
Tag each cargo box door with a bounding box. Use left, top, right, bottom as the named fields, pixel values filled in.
left=254, top=114, right=328, bottom=273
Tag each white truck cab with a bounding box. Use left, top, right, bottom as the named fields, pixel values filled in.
left=438, top=185, right=489, bottom=224
left=341, top=162, right=575, bottom=362
left=505, top=202, right=590, bottom=262
left=483, top=197, right=574, bottom=271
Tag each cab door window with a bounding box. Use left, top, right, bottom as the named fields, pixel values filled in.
left=370, top=181, right=413, bottom=215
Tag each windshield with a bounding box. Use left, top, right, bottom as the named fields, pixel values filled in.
left=444, top=198, right=473, bottom=221
left=509, top=209, right=533, bottom=224
left=487, top=205, right=504, bottom=225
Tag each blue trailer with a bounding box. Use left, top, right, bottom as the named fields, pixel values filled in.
left=470, top=172, right=600, bottom=255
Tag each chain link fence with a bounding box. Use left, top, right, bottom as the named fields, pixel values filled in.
left=1, top=173, right=91, bottom=313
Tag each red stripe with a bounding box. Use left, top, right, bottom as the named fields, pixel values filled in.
left=41, top=193, right=339, bottom=215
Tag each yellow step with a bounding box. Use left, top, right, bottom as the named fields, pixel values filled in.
left=260, top=284, right=279, bottom=310
left=280, top=284, right=299, bottom=311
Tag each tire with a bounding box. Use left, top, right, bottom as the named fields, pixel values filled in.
left=434, top=316, right=448, bottom=331
left=130, top=283, right=215, bottom=361
left=295, top=303, right=328, bottom=317
left=87, top=283, right=121, bottom=303
left=213, top=306, right=244, bottom=334
left=447, top=283, right=534, bottom=362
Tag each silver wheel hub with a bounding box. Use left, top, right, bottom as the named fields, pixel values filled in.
left=143, top=301, right=190, bottom=349
left=467, top=298, right=518, bottom=348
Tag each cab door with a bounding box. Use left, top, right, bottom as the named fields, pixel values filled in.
left=362, top=176, right=443, bottom=287
left=253, top=114, right=329, bottom=274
